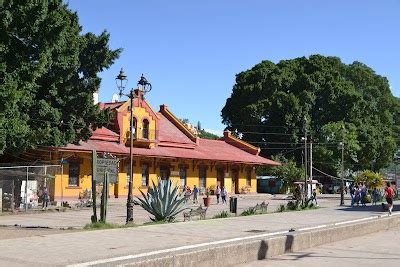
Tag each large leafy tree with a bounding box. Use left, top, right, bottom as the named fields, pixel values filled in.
left=222, top=55, right=398, bottom=175
left=258, top=155, right=304, bottom=187
left=0, top=0, right=120, bottom=155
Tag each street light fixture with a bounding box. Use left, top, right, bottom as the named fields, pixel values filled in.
left=116, top=69, right=151, bottom=223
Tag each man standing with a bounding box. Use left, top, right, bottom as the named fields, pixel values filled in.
left=192, top=185, right=199, bottom=204
left=384, top=182, right=394, bottom=216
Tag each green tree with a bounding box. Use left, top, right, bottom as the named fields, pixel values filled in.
left=258, top=155, right=304, bottom=188
left=198, top=129, right=220, bottom=140
left=222, top=55, right=397, bottom=176
left=0, top=0, right=120, bottom=155
left=353, top=170, right=384, bottom=189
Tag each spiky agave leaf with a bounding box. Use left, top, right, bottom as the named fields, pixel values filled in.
left=135, top=179, right=188, bottom=222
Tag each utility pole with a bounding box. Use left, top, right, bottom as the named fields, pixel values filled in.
left=340, top=124, right=345, bottom=206
left=309, top=136, right=313, bottom=198
left=303, top=116, right=308, bottom=202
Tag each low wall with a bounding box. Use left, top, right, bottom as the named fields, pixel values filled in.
left=122, top=215, right=400, bottom=267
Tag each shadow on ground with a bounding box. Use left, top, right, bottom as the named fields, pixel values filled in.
left=336, top=203, right=399, bottom=213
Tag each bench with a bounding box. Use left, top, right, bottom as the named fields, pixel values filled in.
left=253, top=201, right=269, bottom=213
left=183, top=205, right=207, bottom=221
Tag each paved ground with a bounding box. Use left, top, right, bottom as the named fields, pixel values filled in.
left=0, top=197, right=397, bottom=266
left=0, top=194, right=297, bottom=229
left=238, top=226, right=400, bottom=266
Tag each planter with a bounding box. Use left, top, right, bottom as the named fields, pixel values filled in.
left=203, top=197, right=211, bottom=207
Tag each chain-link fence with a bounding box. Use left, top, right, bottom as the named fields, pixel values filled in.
left=0, top=165, right=61, bottom=212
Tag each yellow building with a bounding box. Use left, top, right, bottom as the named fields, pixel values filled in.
left=42, top=89, right=279, bottom=201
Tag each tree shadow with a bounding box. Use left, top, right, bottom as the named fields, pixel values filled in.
left=336, top=203, right=400, bottom=213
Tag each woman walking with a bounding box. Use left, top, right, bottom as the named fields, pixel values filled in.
left=216, top=185, right=221, bottom=204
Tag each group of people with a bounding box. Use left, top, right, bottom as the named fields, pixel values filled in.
left=214, top=185, right=228, bottom=204
left=349, top=182, right=395, bottom=216
left=349, top=183, right=369, bottom=206
left=183, top=185, right=227, bottom=204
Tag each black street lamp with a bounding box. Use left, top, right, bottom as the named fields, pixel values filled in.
left=116, top=69, right=151, bottom=223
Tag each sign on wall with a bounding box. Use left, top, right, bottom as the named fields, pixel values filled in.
left=96, top=158, right=119, bottom=184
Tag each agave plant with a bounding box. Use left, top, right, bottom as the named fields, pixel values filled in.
left=134, top=179, right=188, bottom=222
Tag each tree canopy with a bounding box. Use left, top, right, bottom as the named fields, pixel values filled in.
left=222, top=55, right=398, bottom=176
left=0, top=0, right=120, bottom=156
left=258, top=155, right=304, bottom=187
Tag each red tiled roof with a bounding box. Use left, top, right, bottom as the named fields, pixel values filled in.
left=59, top=139, right=280, bottom=166
left=90, top=127, right=119, bottom=142
left=157, top=113, right=196, bottom=147
left=100, top=102, right=124, bottom=110
left=59, top=100, right=280, bottom=166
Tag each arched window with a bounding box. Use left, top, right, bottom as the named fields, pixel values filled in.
left=142, top=119, right=149, bottom=139
left=132, top=118, right=137, bottom=137
left=128, top=117, right=137, bottom=139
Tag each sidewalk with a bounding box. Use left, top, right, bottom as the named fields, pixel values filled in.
left=0, top=201, right=397, bottom=266
left=0, top=194, right=343, bottom=229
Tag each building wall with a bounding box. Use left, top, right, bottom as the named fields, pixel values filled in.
left=51, top=154, right=258, bottom=200
left=121, top=106, right=157, bottom=143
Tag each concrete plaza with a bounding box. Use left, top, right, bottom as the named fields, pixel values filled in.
left=0, top=196, right=398, bottom=266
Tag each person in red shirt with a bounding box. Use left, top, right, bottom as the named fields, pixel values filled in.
left=384, top=182, right=394, bottom=216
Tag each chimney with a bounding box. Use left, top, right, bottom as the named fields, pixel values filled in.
left=160, top=104, right=168, bottom=113
left=134, top=89, right=144, bottom=100
left=223, top=130, right=231, bottom=138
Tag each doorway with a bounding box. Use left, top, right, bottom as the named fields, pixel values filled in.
left=217, top=168, right=225, bottom=188
left=231, top=169, right=239, bottom=194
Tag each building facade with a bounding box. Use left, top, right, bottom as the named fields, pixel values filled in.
left=42, top=90, right=279, bottom=201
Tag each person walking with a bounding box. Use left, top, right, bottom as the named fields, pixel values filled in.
left=192, top=185, right=199, bottom=204
left=354, top=185, right=361, bottom=206
left=311, top=188, right=318, bottom=206
left=349, top=183, right=355, bottom=206
left=42, top=186, right=49, bottom=210
left=360, top=183, right=367, bottom=206
left=215, top=185, right=221, bottom=204
left=221, top=186, right=227, bottom=204
left=372, top=187, right=379, bottom=205
left=185, top=186, right=191, bottom=204
left=384, top=182, right=394, bottom=216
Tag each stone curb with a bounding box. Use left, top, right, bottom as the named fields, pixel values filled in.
left=116, top=214, right=400, bottom=267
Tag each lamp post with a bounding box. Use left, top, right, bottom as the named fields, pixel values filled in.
left=116, top=69, right=151, bottom=223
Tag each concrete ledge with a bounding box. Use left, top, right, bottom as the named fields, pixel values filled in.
left=103, top=215, right=400, bottom=267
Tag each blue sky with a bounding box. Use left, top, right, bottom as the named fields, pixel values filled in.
left=67, top=0, right=400, bottom=135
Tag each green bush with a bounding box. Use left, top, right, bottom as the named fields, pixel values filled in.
left=241, top=207, right=257, bottom=216
left=364, top=194, right=372, bottom=203
left=276, top=204, right=286, bottom=212
left=213, top=210, right=230, bottom=218
left=286, top=201, right=298, bottom=210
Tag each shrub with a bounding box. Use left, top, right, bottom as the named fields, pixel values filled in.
left=213, top=210, right=230, bottom=219
left=134, top=179, right=188, bottom=222
left=286, top=201, right=298, bottom=210
left=276, top=204, right=286, bottom=212
left=241, top=207, right=257, bottom=216
left=364, top=194, right=372, bottom=203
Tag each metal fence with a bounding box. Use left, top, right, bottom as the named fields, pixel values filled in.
left=0, top=165, right=61, bottom=212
